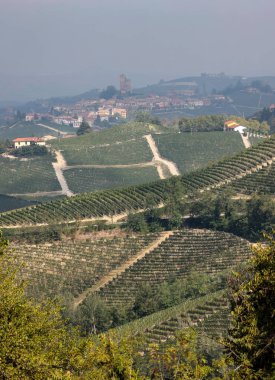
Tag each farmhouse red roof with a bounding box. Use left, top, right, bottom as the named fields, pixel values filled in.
left=13, top=137, right=43, bottom=142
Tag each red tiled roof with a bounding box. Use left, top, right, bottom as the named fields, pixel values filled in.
left=13, top=137, right=43, bottom=142
left=224, top=120, right=240, bottom=128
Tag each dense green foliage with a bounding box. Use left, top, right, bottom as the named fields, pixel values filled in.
left=76, top=120, right=92, bottom=136
left=10, top=145, right=48, bottom=157
left=178, top=115, right=226, bottom=132
left=134, top=111, right=162, bottom=126
left=223, top=233, right=275, bottom=379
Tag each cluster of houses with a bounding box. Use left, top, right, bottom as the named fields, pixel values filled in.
left=24, top=93, right=227, bottom=128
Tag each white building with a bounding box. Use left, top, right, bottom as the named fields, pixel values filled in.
left=13, top=137, right=46, bottom=149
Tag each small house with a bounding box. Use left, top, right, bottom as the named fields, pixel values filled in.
left=224, top=120, right=240, bottom=131
left=13, top=137, right=46, bottom=149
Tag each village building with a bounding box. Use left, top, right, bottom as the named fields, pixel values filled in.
left=224, top=120, right=240, bottom=131
left=25, top=113, right=35, bottom=122
left=111, top=107, right=127, bottom=118
left=13, top=137, right=46, bottom=149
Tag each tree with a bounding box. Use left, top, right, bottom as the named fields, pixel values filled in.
left=77, top=120, right=92, bottom=136
left=0, top=232, right=77, bottom=378
left=100, top=85, right=118, bottom=100
left=224, top=233, right=275, bottom=379
left=0, top=231, right=142, bottom=379
left=134, top=111, right=162, bottom=126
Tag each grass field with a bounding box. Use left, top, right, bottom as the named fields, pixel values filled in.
left=64, top=166, right=159, bottom=193
left=154, top=131, right=244, bottom=174
left=61, top=138, right=153, bottom=165
left=0, top=155, right=60, bottom=194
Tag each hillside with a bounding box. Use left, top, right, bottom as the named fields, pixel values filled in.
left=13, top=233, right=160, bottom=299
left=0, top=121, right=248, bottom=198
left=114, top=290, right=229, bottom=344
left=0, top=120, right=75, bottom=140
left=0, top=194, right=36, bottom=212
left=11, top=229, right=250, bottom=307
left=1, top=135, right=274, bottom=227
left=95, top=230, right=250, bottom=308
left=0, top=154, right=61, bottom=196
left=154, top=131, right=244, bottom=174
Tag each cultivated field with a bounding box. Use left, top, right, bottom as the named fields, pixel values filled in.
left=1, top=136, right=274, bottom=226
left=61, top=138, right=153, bottom=166
left=0, top=121, right=75, bottom=140
left=97, top=229, right=251, bottom=307
left=64, top=167, right=159, bottom=193
left=13, top=234, right=160, bottom=299
left=0, top=155, right=60, bottom=195
left=154, top=131, right=244, bottom=174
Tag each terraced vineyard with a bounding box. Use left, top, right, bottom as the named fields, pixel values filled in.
left=230, top=161, right=275, bottom=194
left=154, top=131, right=244, bottom=174
left=13, top=233, right=160, bottom=298
left=96, top=230, right=251, bottom=307
left=0, top=136, right=274, bottom=226
left=64, top=167, right=159, bottom=193
left=0, top=155, right=61, bottom=195
left=115, top=291, right=229, bottom=345
left=60, top=138, right=153, bottom=165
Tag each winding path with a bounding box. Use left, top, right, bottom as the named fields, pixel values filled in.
left=37, top=123, right=69, bottom=136
left=144, top=134, right=180, bottom=178
left=52, top=151, right=74, bottom=197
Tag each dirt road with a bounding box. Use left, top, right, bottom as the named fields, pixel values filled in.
left=52, top=151, right=74, bottom=196
left=144, top=134, right=180, bottom=178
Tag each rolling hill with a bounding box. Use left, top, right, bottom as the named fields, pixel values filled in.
left=0, top=135, right=274, bottom=227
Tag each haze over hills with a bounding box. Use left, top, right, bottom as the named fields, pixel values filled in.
left=1, top=0, right=274, bottom=376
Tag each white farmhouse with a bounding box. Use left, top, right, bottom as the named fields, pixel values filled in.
left=13, top=137, right=46, bottom=149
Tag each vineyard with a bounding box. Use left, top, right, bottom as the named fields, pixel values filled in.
left=50, top=122, right=169, bottom=151
left=64, top=167, right=159, bottom=193
left=154, top=131, right=244, bottom=174
left=59, top=138, right=153, bottom=166
left=0, top=155, right=61, bottom=195
left=114, top=290, right=229, bottom=344
left=0, top=121, right=75, bottom=140
left=0, top=194, right=36, bottom=212
left=13, top=233, right=160, bottom=299
left=0, top=136, right=274, bottom=226
left=230, top=161, right=275, bottom=194
left=96, top=230, right=251, bottom=307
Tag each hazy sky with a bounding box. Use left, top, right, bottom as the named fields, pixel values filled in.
left=1, top=0, right=275, bottom=101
